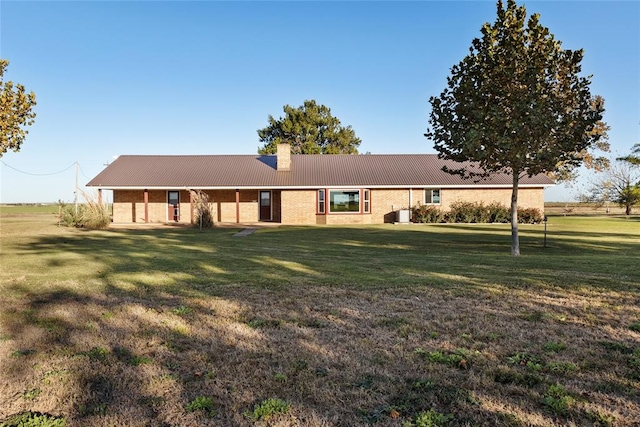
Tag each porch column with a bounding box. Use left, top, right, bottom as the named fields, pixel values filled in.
left=235, top=189, right=240, bottom=223
left=189, top=191, right=194, bottom=224
left=143, top=189, right=149, bottom=223
left=97, top=189, right=102, bottom=205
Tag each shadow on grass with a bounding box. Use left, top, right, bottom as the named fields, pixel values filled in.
left=1, top=222, right=639, bottom=425
left=13, top=223, right=640, bottom=292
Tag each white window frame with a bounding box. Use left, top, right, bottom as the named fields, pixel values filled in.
left=328, top=189, right=361, bottom=214
left=317, top=189, right=326, bottom=214
left=424, top=188, right=441, bottom=205
left=363, top=189, right=370, bottom=213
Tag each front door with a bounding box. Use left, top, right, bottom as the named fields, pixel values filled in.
left=259, top=191, right=271, bottom=221
left=168, top=191, right=180, bottom=222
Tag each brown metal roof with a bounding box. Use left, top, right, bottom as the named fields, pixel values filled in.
left=86, top=154, right=554, bottom=189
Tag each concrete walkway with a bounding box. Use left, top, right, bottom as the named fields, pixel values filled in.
left=233, top=228, right=257, bottom=237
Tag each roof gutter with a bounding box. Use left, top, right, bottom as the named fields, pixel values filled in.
left=87, top=183, right=555, bottom=190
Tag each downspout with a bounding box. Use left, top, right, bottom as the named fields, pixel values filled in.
left=236, top=189, right=240, bottom=223
left=144, top=189, right=149, bottom=223
left=189, top=189, right=194, bottom=225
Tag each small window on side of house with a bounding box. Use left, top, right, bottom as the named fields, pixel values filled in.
left=318, top=189, right=326, bottom=214
left=424, top=189, right=441, bottom=204
left=363, top=189, right=370, bottom=213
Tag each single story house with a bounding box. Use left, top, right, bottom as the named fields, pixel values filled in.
left=86, top=145, right=554, bottom=225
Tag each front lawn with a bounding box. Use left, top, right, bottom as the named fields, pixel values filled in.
left=0, top=214, right=638, bottom=426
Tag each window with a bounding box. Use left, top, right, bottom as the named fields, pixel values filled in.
left=329, top=189, right=360, bottom=213
left=363, top=189, right=370, bottom=213
left=424, top=189, right=441, bottom=204
left=317, top=189, right=325, bottom=214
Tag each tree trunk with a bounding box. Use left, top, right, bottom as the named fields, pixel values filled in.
left=626, top=203, right=631, bottom=216
left=511, top=171, right=520, bottom=256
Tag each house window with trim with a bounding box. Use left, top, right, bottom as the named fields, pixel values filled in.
left=424, top=189, right=441, bottom=204
left=363, top=189, right=370, bottom=213
left=317, top=189, right=326, bottom=214
left=329, top=189, right=360, bottom=213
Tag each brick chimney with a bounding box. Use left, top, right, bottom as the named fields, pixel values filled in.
left=276, top=144, right=291, bottom=171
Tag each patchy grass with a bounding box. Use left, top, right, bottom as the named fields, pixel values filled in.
left=186, top=396, right=216, bottom=416
left=0, top=213, right=638, bottom=426
left=244, top=398, right=291, bottom=422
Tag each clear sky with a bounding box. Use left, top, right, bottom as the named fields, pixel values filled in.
left=1, top=0, right=638, bottom=203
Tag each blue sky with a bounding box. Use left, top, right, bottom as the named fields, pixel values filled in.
left=1, top=0, right=638, bottom=203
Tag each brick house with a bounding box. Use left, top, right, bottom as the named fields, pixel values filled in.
left=86, top=145, right=553, bottom=225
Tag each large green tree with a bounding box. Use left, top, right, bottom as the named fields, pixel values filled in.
left=617, top=143, right=640, bottom=166
left=425, top=0, right=607, bottom=256
left=257, top=100, right=361, bottom=154
left=1, top=59, right=37, bottom=157
left=582, top=161, right=640, bottom=215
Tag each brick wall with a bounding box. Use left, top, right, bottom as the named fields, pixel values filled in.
left=113, top=187, right=546, bottom=224
left=370, top=189, right=412, bottom=224
left=280, top=190, right=317, bottom=225
left=439, top=187, right=543, bottom=212
left=324, top=213, right=372, bottom=225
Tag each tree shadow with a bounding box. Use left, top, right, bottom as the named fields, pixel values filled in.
left=1, top=223, right=639, bottom=425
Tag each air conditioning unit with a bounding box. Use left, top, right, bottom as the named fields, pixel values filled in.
left=396, top=209, right=411, bottom=223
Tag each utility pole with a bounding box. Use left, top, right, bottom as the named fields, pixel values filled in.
left=74, top=161, right=78, bottom=215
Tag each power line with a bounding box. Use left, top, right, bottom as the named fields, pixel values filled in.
left=77, top=163, right=92, bottom=180
left=0, top=160, right=77, bottom=176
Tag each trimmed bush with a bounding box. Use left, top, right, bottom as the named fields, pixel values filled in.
left=412, top=202, right=543, bottom=224
left=448, top=201, right=480, bottom=223
left=518, top=208, right=544, bottom=224
left=412, top=205, right=445, bottom=223
left=487, top=202, right=510, bottom=223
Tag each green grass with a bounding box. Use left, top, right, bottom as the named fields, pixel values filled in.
left=0, top=213, right=638, bottom=425
left=0, top=204, right=60, bottom=215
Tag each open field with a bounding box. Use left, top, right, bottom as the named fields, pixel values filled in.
left=0, top=204, right=60, bottom=215
left=0, top=211, right=639, bottom=426
left=544, top=202, right=629, bottom=216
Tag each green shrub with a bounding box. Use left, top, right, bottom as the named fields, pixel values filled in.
left=487, top=202, right=510, bottom=223
left=412, top=204, right=445, bottom=223
left=412, top=202, right=541, bottom=224
left=448, top=201, right=480, bottom=223
left=517, top=208, right=543, bottom=224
